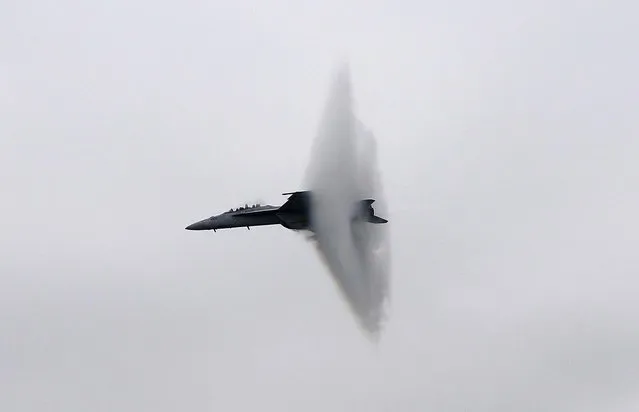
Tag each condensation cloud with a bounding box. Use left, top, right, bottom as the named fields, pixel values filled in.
left=303, top=64, right=391, bottom=338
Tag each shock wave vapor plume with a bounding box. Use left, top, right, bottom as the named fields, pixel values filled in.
left=304, top=64, right=391, bottom=338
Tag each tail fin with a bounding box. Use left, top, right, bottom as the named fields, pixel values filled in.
left=357, top=198, right=388, bottom=224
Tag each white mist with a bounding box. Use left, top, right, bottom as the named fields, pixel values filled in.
left=303, top=64, right=391, bottom=338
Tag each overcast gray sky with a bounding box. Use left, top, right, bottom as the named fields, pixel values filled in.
left=2, top=1, right=638, bottom=411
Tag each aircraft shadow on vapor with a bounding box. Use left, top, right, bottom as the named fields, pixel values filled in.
left=185, top=190, right=388, bottom=233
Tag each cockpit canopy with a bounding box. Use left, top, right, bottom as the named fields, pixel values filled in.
left=226, top=203, right=262, bottom=213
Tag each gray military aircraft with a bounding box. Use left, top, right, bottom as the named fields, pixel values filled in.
left=185, top=190, right=388, bottom=232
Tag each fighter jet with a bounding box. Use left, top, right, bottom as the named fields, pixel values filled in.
left=185, top=190, right=388, bottom=232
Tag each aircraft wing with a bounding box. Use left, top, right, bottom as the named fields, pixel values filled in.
left=279, top=191, right=311, bottom=212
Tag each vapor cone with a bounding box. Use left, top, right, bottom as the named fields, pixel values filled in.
left=304, top=64, right=391, bottom=337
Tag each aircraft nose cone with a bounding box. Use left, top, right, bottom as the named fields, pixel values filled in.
left=185, top=219, right=210, bottom=230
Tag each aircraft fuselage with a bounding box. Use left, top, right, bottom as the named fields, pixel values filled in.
left=185, top=190, right=386, bottom=233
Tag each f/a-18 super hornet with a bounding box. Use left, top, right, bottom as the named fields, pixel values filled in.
left=185, top=190, right=388, bottom=232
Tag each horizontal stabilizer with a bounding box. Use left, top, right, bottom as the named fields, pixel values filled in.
left=368, top=215, right=388, bottom=224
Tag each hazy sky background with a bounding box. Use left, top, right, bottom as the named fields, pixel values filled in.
left=2, top=1, right=638, bottom=410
